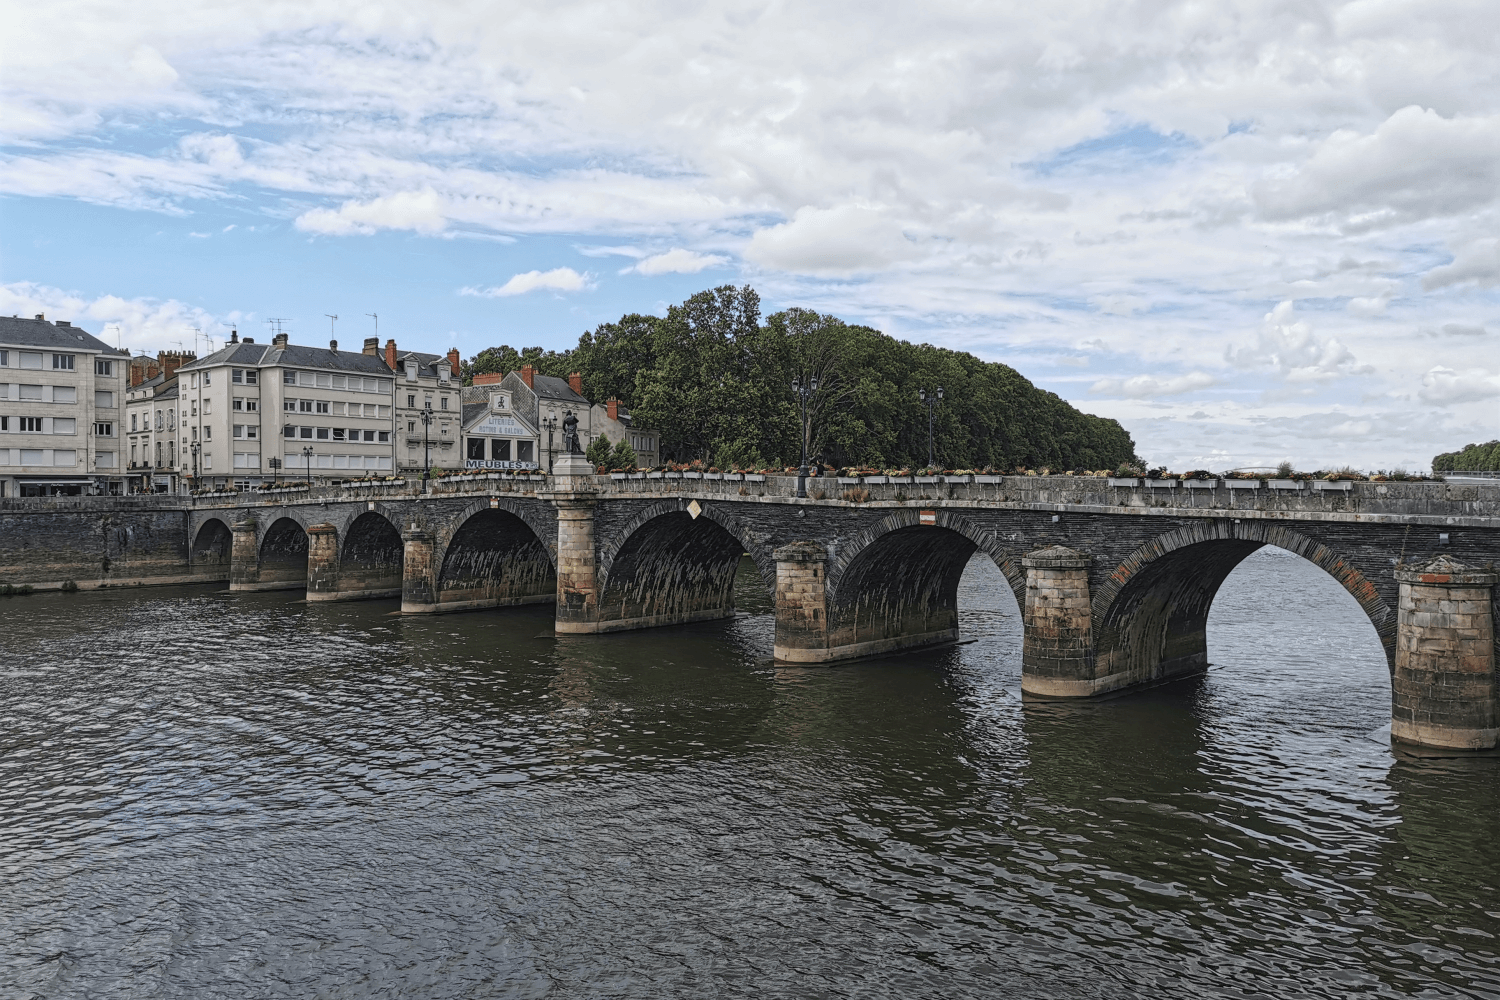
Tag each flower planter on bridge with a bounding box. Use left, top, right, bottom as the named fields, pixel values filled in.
left=889, top=477, right=913, bottom=485
left=864, top=476, right=888, bottom=484
left=1268, top=480, right=1305, bottom=490
left=837, top=477, right=861, bottom=485
left=722, top=473, right=742, bottom=481
left=1225, top=480, right=1261, bottom=490
left=743, top=474, right=766, bottom=482
left=915, top=476, right=938, bottom=484
left=1107, top=478, right=1139, bottom=487
left=1183, top=479, right=1219, bottom=489
left=1314, top=480, right=1354, bottom=491
left=942, top=475, right=972, bottom=484
left=683, top=472, right=702, bottom=479
left=703, top=473, right=722, bottom=480
left=1143, top=479, right=1178, bottom=489
left=973, top=475, right=1002, bottom=484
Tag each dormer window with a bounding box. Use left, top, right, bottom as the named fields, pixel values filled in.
left=405, top=362, right=417, bottom=382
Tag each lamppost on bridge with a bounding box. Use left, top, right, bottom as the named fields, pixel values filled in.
left=918, top=386, right=944, bottom=469
left=267, top=456, right=281, bottom=484
left=189, top=441, right=200, bottom=487
left=418, top=402, right=434, bottom=487
left=792, top=374, right=819, bottom=498
left=542, top=414, right=558, bottom=473
left=301, top=445, right=314, bottom=488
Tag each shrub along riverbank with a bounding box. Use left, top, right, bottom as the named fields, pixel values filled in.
left=465, top=285, right=1138, bottom=472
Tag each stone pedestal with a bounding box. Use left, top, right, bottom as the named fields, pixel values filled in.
left=400, top=528, right=437, bottom=614
left=304, top=523, right=340, bottom=601
left=228, top=519, right=259, bottom=591
left=1020, top=545, right=1097, bottom=697
left=773, top=542, right=831, bottom=662
left=552, top=493, right=600, bottom=634
left=1392, top=556, right=1497, bottom=750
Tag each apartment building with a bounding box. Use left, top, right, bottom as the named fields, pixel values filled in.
left=463, top=365, right=658, bottom=471
left=374, top=338, right=465, bottom=475
left=0, top=314, right=129, bottom=497
left=174, top=331, right=396, bottom=488
left=123, top=351, right=194, bottom=493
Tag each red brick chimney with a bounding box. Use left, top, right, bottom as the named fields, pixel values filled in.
left=130, top=361, right=145, bottom=387
left=568, top=372, right=583, bottom=396
left=147, top=361, right=160, bottom=379
left=162, top=356, right=184, bottom=378
left=519, top=364, right=535, bottom=389
left=447, top=348, right=461, bottom=378
left=385, top=339, right=397, bottom=371
left=607, top=397, right=619, bottom=421
left=473, top=372, right=503, bottom=385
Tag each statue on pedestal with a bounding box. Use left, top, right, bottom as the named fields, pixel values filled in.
left=562, top=410, right=583, bottom=455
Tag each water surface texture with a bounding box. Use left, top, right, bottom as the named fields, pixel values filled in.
left=3, top=547, right=1498, bottom=998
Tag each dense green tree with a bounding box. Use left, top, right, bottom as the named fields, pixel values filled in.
left=1434, top=441, right=1500, bottom=472
left=585, top=432, right=613, bottom=468
left=609, top=436, right=638, bottom=470
left=463, top=285, right=1138, bottom=471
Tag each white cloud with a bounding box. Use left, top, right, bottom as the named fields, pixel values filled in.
left=629, top=248, right=729, bottom=276
left=1423, top=239, right=1500, bottom=291
left=1418, top=367, right=1500, bottom=406
left=1225, top=302, right=1374, bottom=382
left=460, top=268, right=590, bottom=298
left=296, top=190, right=448, bottom=236
left=1090, top=372, right=1216, bottom=398
left=745, top=206, right=919, bottom=276
left=0, top=281, right=239, bottom=354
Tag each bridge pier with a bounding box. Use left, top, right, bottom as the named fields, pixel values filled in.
left=228, top=519, right=259, bottom=591
left=1392, top=557, right=1498, bottom=750
left=304, top=523, right=340, bottom=601
left=401, top=527, right=437, bottom=613
left=553, top=494, right=600, bottom=633
left=773, top=542, right=831, bottom=662
left=1020, top=546, right=1099, bottom=697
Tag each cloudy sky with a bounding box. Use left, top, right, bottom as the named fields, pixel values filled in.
left=3, top=0, right=1497, bottom=470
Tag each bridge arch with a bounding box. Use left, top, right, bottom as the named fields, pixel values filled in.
left=1091, top=520, right=1395, bottom=686
left=594, top=499, right=771, bottom=631
left=191, top=516, right=233, bottom=577
left=337, top=510, right=404, bottom=599
left=822, top=508, right=1014, bottom=655
left=435, top=500, right=556, bottom=611
left=258, top=516, right=310, bottom=588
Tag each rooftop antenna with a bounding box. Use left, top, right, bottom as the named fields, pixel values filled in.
left=191, top=326, right=202, bottom=357
left=266, top=318, right=291, bottom=339
left=366, top=312, right=378, bottom=338
left=325, top=313, right=338, bottom=338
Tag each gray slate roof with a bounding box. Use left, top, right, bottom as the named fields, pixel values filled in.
left=178, top=340, right=396, bottom=375
left=532, top=373, right=587, bottom=404
left=0, top=315, right=128, bottom=355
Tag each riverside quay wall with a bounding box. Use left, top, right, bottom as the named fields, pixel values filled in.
left=4, top=473, right=1498, bottom=750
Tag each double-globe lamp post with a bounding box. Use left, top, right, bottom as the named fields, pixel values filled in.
left=918, top=386, right=943, bottom=469
left=418, top=402, right=435, bottom=486
left=301, top=445, right=314, bottom=488
left=793, top=374, right=819, bottom=498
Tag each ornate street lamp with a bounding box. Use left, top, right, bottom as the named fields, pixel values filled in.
left=267, top=456, right=281, bottom=484
left=301, top=445, right=314, bottom=488
left=189, top=441, right=200, bottom=483
left=418, top=402, right=434, bottom=484
left=542, top=414, right=558, bottom=473
left=918, top=386, right=944, bottom=469
left=792, top=374, right=819, bottom=498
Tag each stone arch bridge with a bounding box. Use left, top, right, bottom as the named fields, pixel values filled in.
left=4, top=473, right=1498, bottom=751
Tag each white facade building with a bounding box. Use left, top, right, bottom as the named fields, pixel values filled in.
left=0, top=314, right=129, bottom=496
left=174, top=332, right=396, bottom=488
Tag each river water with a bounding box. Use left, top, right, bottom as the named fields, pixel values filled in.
left=2, top=547, right=1498, bottom=998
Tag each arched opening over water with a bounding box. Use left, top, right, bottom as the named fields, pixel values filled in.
left=258, top=517, right=309, bottom=588
left=191, top=517, right=232, bottom=578
left=437, top=507, right=555, bottom=610
left=596, top=508, right=770, bottom=630
left=339, top=512, right=403, bottom=598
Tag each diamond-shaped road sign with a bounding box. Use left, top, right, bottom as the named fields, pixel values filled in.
left=687, top=499, right=702, bottom=519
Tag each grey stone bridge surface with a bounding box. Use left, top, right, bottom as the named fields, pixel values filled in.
left=4, top=473, right=1497, bottom=750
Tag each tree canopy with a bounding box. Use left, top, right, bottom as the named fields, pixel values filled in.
left=461, top=285, right=1138, bottom=470
left=1434, top=441, right=1500, bottom=472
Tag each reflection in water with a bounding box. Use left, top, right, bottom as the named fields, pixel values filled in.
left=1, top=547, right=1496, bottom=997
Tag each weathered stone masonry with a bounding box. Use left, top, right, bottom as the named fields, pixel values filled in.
left=3, top=475, right=1497, bottom=750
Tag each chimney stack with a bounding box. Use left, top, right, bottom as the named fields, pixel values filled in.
left=519, top=364, right=535, bottom=389
left=473, top=372, right=503, bottom=385
left=385, top=339, right=397, bottom=371
left=447, top=348, right=461, bottom=378
left=272, top=332, right=289, bottom=348
left=607, top=397, right=619, bottom=421
left=568, top=372, right=583, bottom=396
left=363, top=337, right=379, bottom=356
left=230, top=329, right=239, bottom=344
left=130, top=360, right=145, bottom=387
left=147, top=361, right=161, bottom=379
left=329, top=338, right=338, bottom=352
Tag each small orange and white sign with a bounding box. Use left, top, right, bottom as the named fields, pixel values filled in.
left=919, top=510, right=936, bottom=526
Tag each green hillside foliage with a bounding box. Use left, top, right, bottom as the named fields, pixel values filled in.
left=1434, top=440, right=1500, bottom=472
left=462, top=285, right=1138, bottom=470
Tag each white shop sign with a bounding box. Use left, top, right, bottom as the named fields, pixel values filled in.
left=465, top=459, right=539, bottom=470
left=470, top=416, right=531, bottom=437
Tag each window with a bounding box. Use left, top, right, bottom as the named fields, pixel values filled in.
left=20, top=352, right=42, bottom=369
left=467, top=438, right=486, bottom=459
left=52, top=354, right=75, bottom=370
left=332, top=375, right=346, bottom=389
left=233, top=398, right=243, bottom=411
left=53, top=449, right=76, bottom=467
left=96, top=451, right=115, bottom=468
left=299, top=400, right=313, bottom=412
left=298, top=372, right=315, bottom=387
left=19, top=384, right=42, bottom=401
left=284, top=399, right=297, bottom=411
left=95, top=391, right=114, bottom=408
left=377, top=404, right=391, bottom=418
left=284, top=425, right=295, bottom=438
left=332, top=428, right=345, bottom=441
left=191, top=402, right=197, bottom=416
left=53, top=386, right=76, bottom=403
left=284, top=370, right=296, bottom=384
left=54, top=418, right=76, bottom=434
left=316, top=373, right=331, bottom=388
left=245, top=399, right=257, bottom=412
left=406, top=364, right=417, bottom=383
left=20, top=416, right=41, bottom=432
left=377, top=430, right=389, bottom=442
left=155, top=410, right=163, bottom=430
left=407, top=421, right=415, bottom=432
left=440, top=396, right=449, bottom=410
left=316, top=400, right=330, bottom=414
left=203, top=453, right=212, bottom=470
left=407, top=394, right=416, bottom=407
left=316, top=428, right=329, bottom=440
left=234, top=425, right=245, bottom=438
left=232, top=369, right=244, bottom=383
left=0, top=350, right=7, bottom=366
left=203, top=426, right=211, bottom=440
left=245, top=370, right=258, bottom=385
left=203, top=372, right=211, bottom=386
left=492, top=439, right=511, bottom=461
left=333, top=401, right=345, bottom=416
left=203, top=400, right=211, bottom=415
left=0, top=417, right=6, bottom=431
left=131, top=414, right=138, bottom=432
left=246, top=425, right=256, bottom=439
left=168, top=410, right=175, bottom=429
left=363, top=430, right=377, bottom=442
left=299, top=426, right=312, bottom=439
left=517, top=441, right=534, bottom=462
left=94, top=422, right=113, bottom=436
left=95, top=359, right=113, bottom=376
